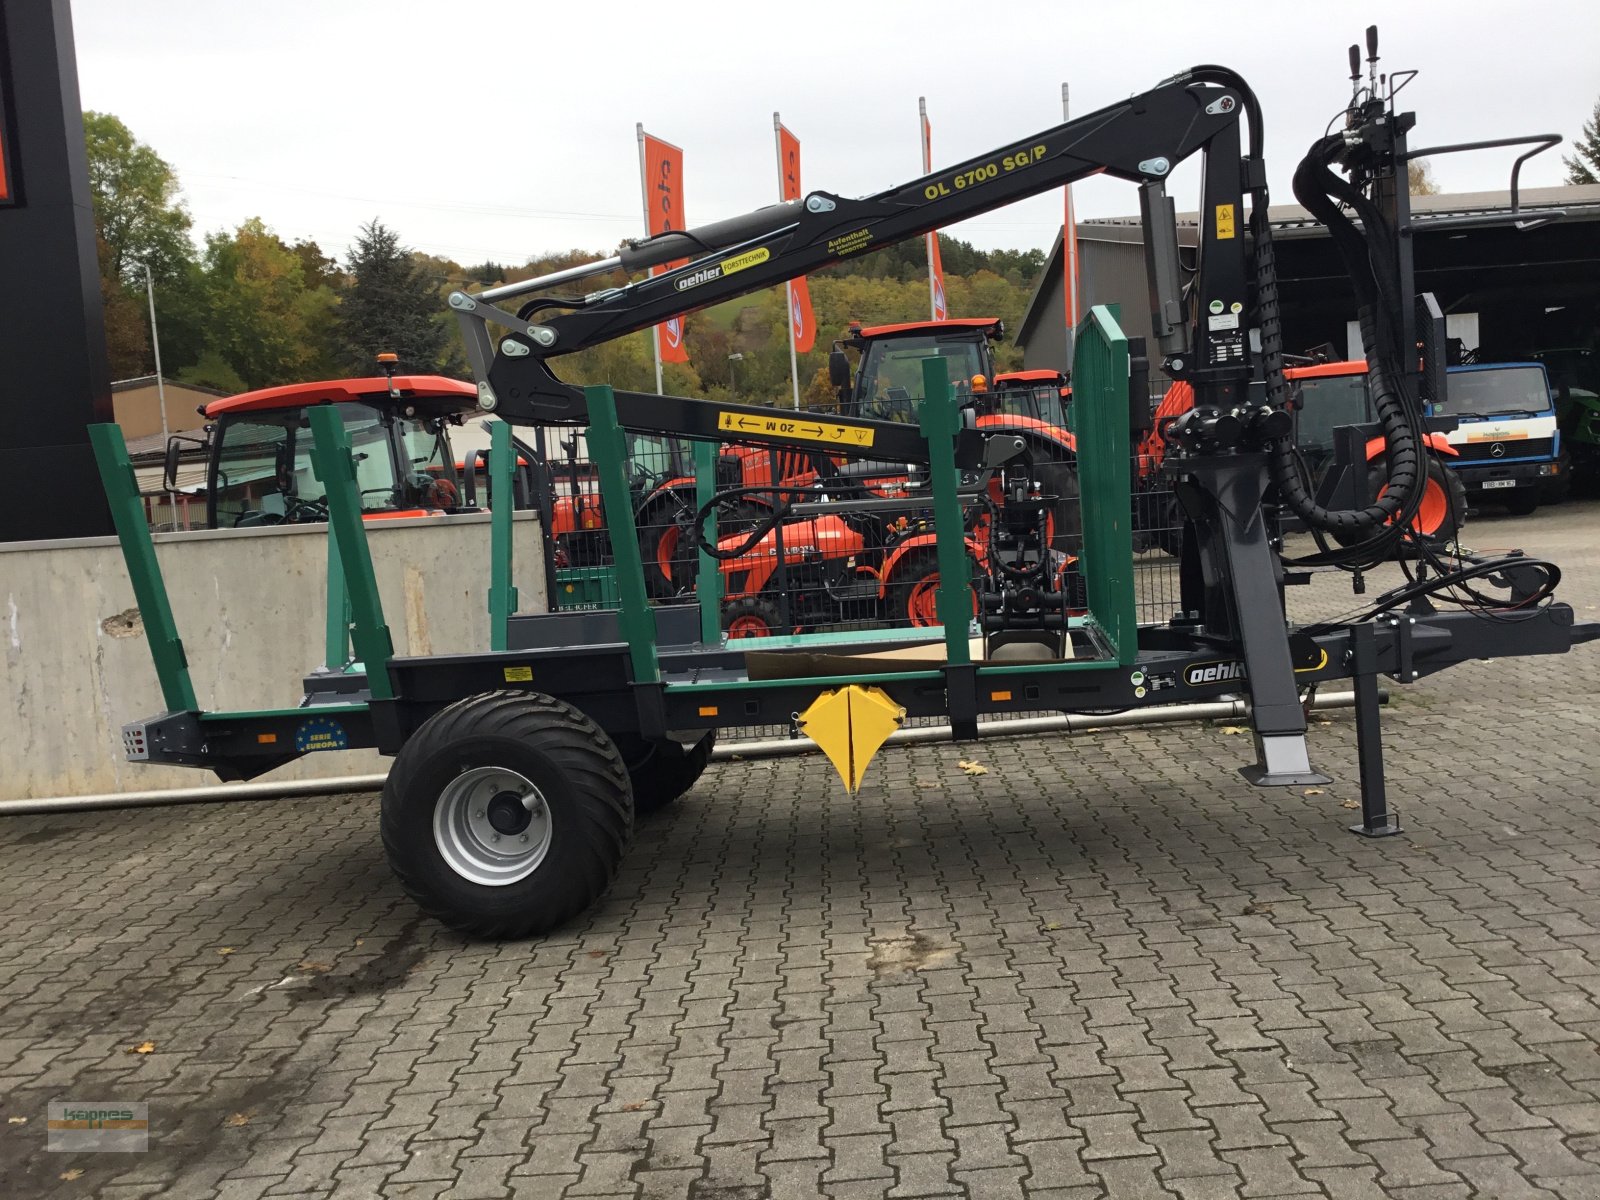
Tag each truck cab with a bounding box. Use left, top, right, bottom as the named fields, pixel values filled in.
left=1437, top=362, right=1565, bottom=514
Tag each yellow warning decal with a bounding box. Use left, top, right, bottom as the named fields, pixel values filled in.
left=1215, top=203, right=1236, bottom=239
left=503, top=665, right=533, bottom=682
left=716, top=410, right=875, bottom=448
left=720, top=247, right=770, bottom=275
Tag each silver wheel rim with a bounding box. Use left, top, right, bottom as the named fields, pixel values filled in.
left=433, top=766, right=553, bottom=886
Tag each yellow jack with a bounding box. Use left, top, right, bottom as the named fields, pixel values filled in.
left=797, top=685, right=906, bottom=794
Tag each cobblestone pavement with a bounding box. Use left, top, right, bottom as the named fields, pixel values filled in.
left=3, top=503, right=1599, bottom=1200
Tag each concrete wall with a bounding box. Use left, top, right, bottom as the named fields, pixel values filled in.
left=0, top=512, right=547, bottom=800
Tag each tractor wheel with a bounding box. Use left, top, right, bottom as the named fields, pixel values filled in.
left=380, top=690, right=632, bottom=940
left=639, top=508, right=694, bottom=598
left=723, top=597, right=783, bottom=640
left=892, top=552, right=978, bottom=628
left=611, top=731, right=716, bottom=814
left=1334, top=455, right=1466, bottom=547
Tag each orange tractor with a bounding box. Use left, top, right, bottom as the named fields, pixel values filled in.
left=702, top=320, right=1083, bottom=637
left=1138, top=357, right=1464, bottom=552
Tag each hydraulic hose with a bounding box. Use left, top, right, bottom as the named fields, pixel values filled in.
left=1259, top=132, right=1427, bottom=552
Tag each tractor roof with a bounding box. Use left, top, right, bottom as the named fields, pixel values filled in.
left=1284, top=360, right=1366, bottom=380
left=204, top=375, right=477, bottom=418
left=995, top=369, right=1067, bottom=385
left=854, top=317, right=1002, bottom=340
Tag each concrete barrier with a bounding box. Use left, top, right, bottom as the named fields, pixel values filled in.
left=0, top=513, right=546, bottom=801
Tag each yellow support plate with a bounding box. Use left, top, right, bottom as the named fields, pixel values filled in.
left=797, top=684, right=905, bottom=794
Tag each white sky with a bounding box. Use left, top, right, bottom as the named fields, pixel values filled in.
left=72, top=0, right=1600, bottom=267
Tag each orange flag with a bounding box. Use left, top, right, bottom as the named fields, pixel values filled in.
left=639, top=127, right=689, bottom=365
left=775, top=119, right=816, bottom=355
left=919, top=99, right=949, bottom=321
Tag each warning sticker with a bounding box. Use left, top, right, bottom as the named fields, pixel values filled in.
left=716, top=411, right=876, bottom=448
left=503, top=665, right=534, bottom=682
left=1215, top=204, right=1236, bottom=240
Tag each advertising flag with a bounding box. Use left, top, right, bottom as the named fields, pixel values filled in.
left=1061, top=83, right=1080, bottom=368
left=775, top=119, right=816, bottom=356
left=638, top=126, right=689, bottom=370
left=919, top=98, right=949, bottom=321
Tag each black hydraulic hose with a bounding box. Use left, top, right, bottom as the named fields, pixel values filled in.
left=688, top=483, right=839, bottom=561
left=1260, top=133, right=1427, bottom=549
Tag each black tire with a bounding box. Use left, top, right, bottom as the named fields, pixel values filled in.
left=723, top=596, right=783, bottom=639
left=1504, top=488, right=1540, bottom=517
left=890, top=551, right=977, bottom=628
left=1541, top=451, right=1572, bottom=505
left=1333, top=455, right=1466, bottom=548
left=612, top=731, right=716, bottom=814
left=638, top=498, right=694, bottom=599
left=380, top=690, right=632, bottom=940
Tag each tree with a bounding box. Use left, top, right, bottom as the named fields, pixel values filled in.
left=1565, top=98, right=1600, bottom=185
left=82, top=112, right=194, bottom=285
left=336, top=220, right=457, bottom=375
left=201, top=217, right=337, bottom=389
left=1407, top=158, right=1441, bottom=196
left=82, top=111, right=206, bottom=378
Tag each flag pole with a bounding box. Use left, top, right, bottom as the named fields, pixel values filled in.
left=776, top=113, right=802, bottom=410
left=1061, top=83, right=1080, bottom=372
left=919, top=96, right=937, bottom=322
left=638, top=121, right=665, bottom=396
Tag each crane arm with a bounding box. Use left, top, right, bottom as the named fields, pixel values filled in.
left=452, top=66, right=1262, bottom=434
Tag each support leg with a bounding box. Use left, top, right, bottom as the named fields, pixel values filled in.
left=1348, top=622, right=1401, bottom=837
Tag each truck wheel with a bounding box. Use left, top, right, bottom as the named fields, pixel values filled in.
left=1504, top=489, right=1540, bottom=517
left=612, top=731, right=716, bottom=814
left=380, top=691, right=632, bottom=939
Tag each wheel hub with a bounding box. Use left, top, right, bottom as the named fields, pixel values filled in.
left=433, top=766, right=553, bottom=886
left=486, top=790, right=532, bottom=834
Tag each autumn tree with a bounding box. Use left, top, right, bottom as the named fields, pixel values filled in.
left=336, top=220, right=458, bottom=375
left=199, top=217, right=337, bottom=389
left=1407, top=159, right=1441, bottom=196
left=82, top=111, right=206, bottom=378
left=1566, top=98, right=1600, bottom=184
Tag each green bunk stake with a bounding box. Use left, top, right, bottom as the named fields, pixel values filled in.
left=693, top=439, right=723, bottom=645
left=486, top=420, right=518, bottom=652
left=917, top=358, right=973, bottom=668
left=585, top=384, right=659, bottom=684
left=87, top=423, right=199, bottom=713
left=306, top=406, right=396, bottom=701
left=1073, top=305, right=1137, bottom=665
left=324, top=533, right=351, bottom=671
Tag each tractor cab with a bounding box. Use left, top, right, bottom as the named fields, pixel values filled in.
left=171, top=371, right=481, bottom=529
left=829, top=318, right=1005, bottom=421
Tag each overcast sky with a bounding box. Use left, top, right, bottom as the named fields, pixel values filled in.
left=72, top=0, right=1600, bottom=268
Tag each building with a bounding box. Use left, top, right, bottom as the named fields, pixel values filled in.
left=1016, top=184, right=1600, bottom=377
left=112, top=375, right=228, bottom=441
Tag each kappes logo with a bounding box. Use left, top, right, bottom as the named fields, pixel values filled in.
left=1184, top=660, right=1246, bottom=686
left=664, top=317, right=683, bottom=349
left=932, top=277, right=947, bottom=320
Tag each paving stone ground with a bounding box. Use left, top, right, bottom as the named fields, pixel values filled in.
left=2, top=502, right=1599, bottom=1200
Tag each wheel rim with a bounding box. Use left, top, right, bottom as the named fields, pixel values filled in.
left=907, top=576, right=941, bottom=626
left=655, top=524, right=681, bottom=583
left=727, top=614, right=770, bottom=639
left=433, top=766, right=554, bottom=887
left=1377, top=475, right=1448, bottom=535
